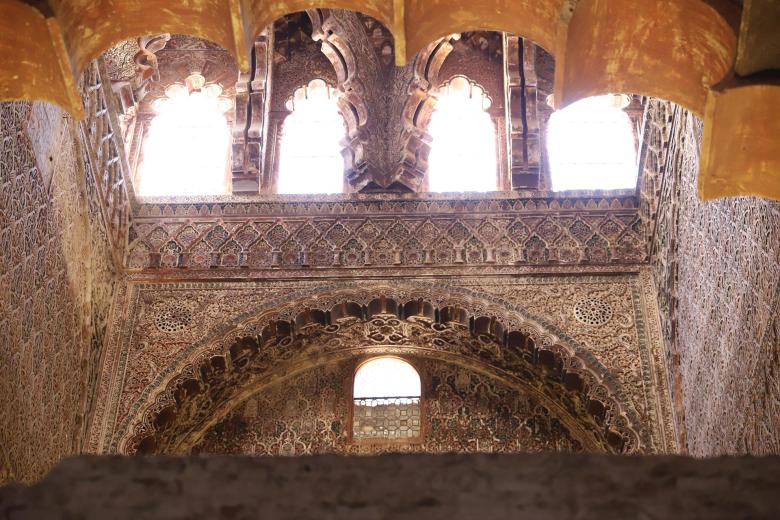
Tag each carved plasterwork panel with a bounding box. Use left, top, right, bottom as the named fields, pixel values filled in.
left=126, top=195, right=645, bottom=271
left=643, top=96, right=780, bottom=456
left=650, top=105, right=779, bottom=455
left=125, top=308, right=637, bottom=454
left=194, top=359, right=589, bottom=455
left=464, top=278, right=667, bottom=438
left=0, top=101, right=117, bottom=482
left=103, top=39, right=142, bottom=83
left=89, top=271, right=675, bottom=457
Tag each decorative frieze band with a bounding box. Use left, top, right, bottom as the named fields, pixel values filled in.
left=127, top=201, right=645, bottom=270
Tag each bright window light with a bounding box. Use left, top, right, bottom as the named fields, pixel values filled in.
left=138, top=78, right=231, bottom=196
left=353, top=357, right=421, bottom=399
left=277, top=79, right=346, bottom=194
left=547, top=94, right=637, bottom=191
left=428, top=76, right=497, bottom=192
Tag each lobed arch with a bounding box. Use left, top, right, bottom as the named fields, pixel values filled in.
left=276, top=78, right=350, bottom=193
left=305, top=9, right=371, bottom=190
left=4, top=0, right=772, bottom=199
left=397, top=36, right=457, bottom=192
left=3, top=0, right=736, bottom=120
left=114, top=285, right=648, bottom=456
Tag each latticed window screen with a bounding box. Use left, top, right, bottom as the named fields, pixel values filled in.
left=353, top=397, right=421, bottom=439
left=352, top=357, right=422, bottom=440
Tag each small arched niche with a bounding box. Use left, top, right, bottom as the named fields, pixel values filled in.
left=427, top=76, right=498, bottom=193
left=277, top=78, right=347, bottom=194
left=103, top=33, right=238, bottom=197
left=352, top=356, right=422, bottom=442
left=546, top=94, right=637, bottom=191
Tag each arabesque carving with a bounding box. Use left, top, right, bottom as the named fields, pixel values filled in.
left=126, top=195, right=645, bottom=270
left=0, top=98, right=118, bottom=482
left=644, top=96, right=780, bottom=455
left=123, top=293, right=644, bottom=455
left=195, top=359, right=593, bottom=455
left=398, top=35, right=456, bottom=191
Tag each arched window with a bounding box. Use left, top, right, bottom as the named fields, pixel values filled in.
left=428, top=76, right=497, bottom=192
left=547, top=94, right=637, bottom=191
left=138, top=73, right=232, bottom=196
left=352, top=357, right=421, bottom=441
left=277, top=79, right=347, bottom=194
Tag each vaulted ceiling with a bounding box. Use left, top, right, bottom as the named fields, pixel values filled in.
left=1, top=0, right=777, bottom=199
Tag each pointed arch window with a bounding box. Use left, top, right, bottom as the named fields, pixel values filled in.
left=137, top=73, right=232, bottom=196
left=427, top=76, right=497, bottom=192
left=352, top=357, right=422, bottom=441
left=277, top=79, right=347, bottom=194
left=547, top=94, right=637, bottom=191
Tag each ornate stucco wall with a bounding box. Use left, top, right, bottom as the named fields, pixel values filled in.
left=0, top=101, right=117, bottom=482
left=88, top=270, right=676, bottom=456
left=194, top=358, right=597, bottom=455
left=647, top=101, right=780, bottom=455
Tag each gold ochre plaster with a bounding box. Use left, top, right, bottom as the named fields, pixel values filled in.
left=0, top=0, right=777, bottom=200
left=700, top=83, right=780, bottom=201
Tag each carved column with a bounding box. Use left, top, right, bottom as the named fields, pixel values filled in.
left=232, top=30, right=273, bottom=194
left=504, top=35, right=541, bottom=190
left=308, top=9, right=372, bottom=192
left=400, top=37, right=455, bottom=192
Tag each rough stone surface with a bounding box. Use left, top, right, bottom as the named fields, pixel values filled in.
left=1, top=454, right=779, bottom=519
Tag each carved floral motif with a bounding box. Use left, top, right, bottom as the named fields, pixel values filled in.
left=195, top=360, right=589, bottom=455
left=643, top=97, right=780, bottom=455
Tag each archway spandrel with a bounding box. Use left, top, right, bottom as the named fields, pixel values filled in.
left=97, top=280, right=665, bottom=456
left=125, top=315, right=638, bottom=454
left=471, top=280, right=642, bottom=394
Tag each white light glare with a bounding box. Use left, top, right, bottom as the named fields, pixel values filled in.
left=428, top=77, right=497, bottom=193
left=138, top=89, right=230, bottom=196
left=547, top=94, right=637, bottom=191
left=353, top=357, right=421, bottom=399
left=277, top=79, right=346, bottom=194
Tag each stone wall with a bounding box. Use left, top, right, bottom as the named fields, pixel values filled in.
left=0, top=101, right=117, bottom=482
left=648, top=102, right=780, bottom=455
left=2, top=454, right=779, bottom=519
